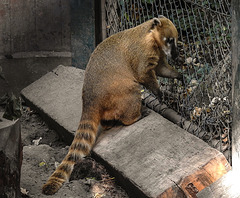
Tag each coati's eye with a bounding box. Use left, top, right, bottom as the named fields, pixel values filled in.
left=166, top=38, right=174, bottom=43
left=163, top=37, right=174, bottom=47
left=163, top=37, right=174, bottom=44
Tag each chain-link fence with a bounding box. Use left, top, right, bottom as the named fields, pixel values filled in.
left=103, top=0, right=232, bottom=163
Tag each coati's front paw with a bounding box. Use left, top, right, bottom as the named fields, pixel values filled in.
left=177, top=73, right=185, bottom=86
left=156, top=89, right=163, bottom=102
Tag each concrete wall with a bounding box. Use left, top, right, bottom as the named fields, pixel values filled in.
left=71, top=0, right=95, bottom=69
left=0, top=0, right=71, bottom=55
left=0, top=0, right=96, bottom=96
left=0, top=0, right=72, bottom=96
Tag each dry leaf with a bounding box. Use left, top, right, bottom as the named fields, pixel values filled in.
left=20, top=187, right=28, bottom=195
left=32, top=137, right=42, bottom=146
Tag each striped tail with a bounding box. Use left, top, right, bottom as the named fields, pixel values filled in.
left=42, top=118, right=99, bottom=195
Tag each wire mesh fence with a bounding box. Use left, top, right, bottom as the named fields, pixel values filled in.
left=103, top=0, right=232, bottom=163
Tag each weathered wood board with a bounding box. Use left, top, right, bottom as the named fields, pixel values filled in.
left=0, top=114, right=22, bottom=198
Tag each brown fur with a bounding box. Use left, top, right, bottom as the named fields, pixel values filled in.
left=42, top=17, right=182, bottom=195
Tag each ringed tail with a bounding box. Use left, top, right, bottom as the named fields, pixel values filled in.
left=42, top=115, right=99, bottom=195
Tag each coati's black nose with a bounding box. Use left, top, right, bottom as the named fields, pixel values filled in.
left=172, top=48, right=179, bottom=60
left=170, top=41, right=179, bottom=60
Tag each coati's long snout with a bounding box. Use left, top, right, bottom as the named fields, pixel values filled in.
left=171, top=41, right=179, bottom=60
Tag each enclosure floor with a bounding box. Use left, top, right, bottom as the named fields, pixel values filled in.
left=17, top=106, right=128, bottom=198
left=21, top=65, right=230, bottom=197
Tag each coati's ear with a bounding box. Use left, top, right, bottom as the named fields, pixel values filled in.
left=158, top=15, right=166, bottom=18
left=151, top=18, right=161, bottom=29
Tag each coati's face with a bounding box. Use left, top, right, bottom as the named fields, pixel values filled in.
left=162, top=37, right=178, bottom=60
left=150, top=17, right=179, bottom=60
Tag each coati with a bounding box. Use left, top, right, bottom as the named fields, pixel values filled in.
left=42, top=16, right=182, bottom=195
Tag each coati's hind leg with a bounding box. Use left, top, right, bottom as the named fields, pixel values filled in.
left=119, top=104, right=142, bottom=126
left=101, top=106, right=142, bottom=129
left=115, top=94, right=142, bottom=126
left=101, top=105, right=143, bottom=129
left=101, top=120, right=123, bottom=130
left=101, top=90, right=142, bottom=127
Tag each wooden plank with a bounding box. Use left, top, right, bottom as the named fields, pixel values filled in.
left=0, top=0, right=71, bottom=54
left=59, top=0, right=71, bottom=51
left=35, top=0, right=62, bottom=51
left=0, top=114, right=22, bottom=198
left=94, top=0, right=103, bottom=46
left=10, top=0, right=36, bottom=52
left=101, top=0, right=107, bottom=40
left=232, top=0, right=240, bottom=170
left=0, top=0, right=11, bottom=55
left=94, top=112, right=231, bottom=198
left=70, top=0, right=95, bottom=69
left=197, top=171, right=240, bottom=198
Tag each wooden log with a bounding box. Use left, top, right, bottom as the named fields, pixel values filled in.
left=94, top=111, right=231, bottom=198
left=232, top=0, right=240, bottom=170
left=0, top=113, right=22, bottom=198
left=197, top=170, right=239, bottom=198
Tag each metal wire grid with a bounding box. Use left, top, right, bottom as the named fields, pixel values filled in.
left=104, top=0, right=232, bottom=162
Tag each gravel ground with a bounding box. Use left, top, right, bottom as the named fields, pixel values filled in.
left=19, top=105, right=129, bottom=198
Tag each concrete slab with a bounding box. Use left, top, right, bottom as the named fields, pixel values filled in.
left=94, top=113, right=230, bottom=198
left=21, top=65, right=84, bottom=144
left=197, top=171, right=240, bottom=198
left=0, top=113, right=22, bottom=198
left=21, top=65, right=231, bottom=198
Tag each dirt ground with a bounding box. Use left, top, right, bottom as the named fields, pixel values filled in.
left=19, top=105, right=129, bottom=198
